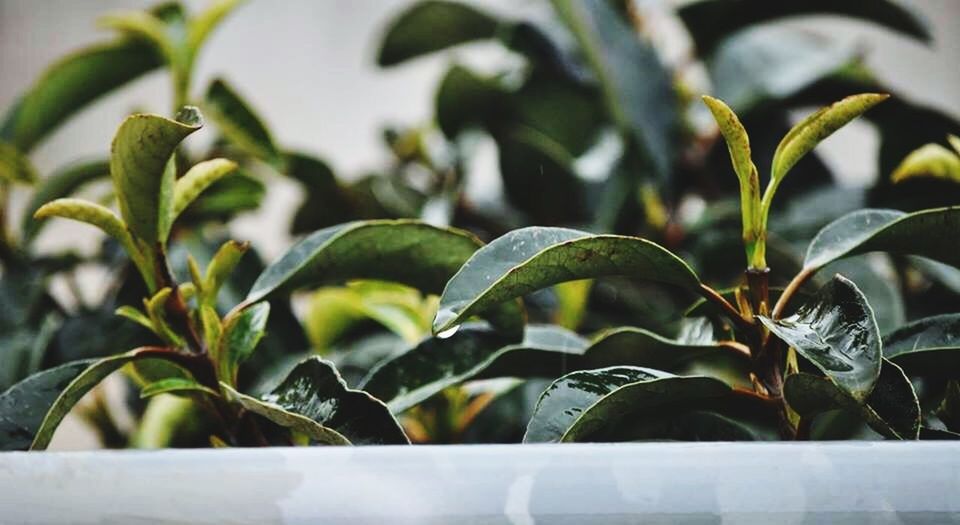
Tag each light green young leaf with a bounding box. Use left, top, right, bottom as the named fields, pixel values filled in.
left=98, top=10, right=177, bottom=65
left=0, top=142, right=38, bottom=184
left=171, top=158, right=238, bottom=223
left=110, top=107, right=202, bottom=245
left=140, top=377, right=219, bottom=399
left=115, top=305, right=155, bottom=331
left=187, top=0, right=245, bottom=57
left=202, top=240, right=249, bottom=307
left=891, top=143, right=960, bottom=184
left=702, top=95, right=762, bottom=266
left=33, top=198, right=141, bottom=264
left=22, top=159, right=109, bottom=241
left=433, top=226, right=701, bottom=334
left=217, top=302, right=270, bottom=385
left=765, top=93, right=888, bottom=214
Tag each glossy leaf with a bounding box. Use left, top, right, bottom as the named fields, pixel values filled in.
left=247, top=220, right=523, bottom=335
left=22, top=159, right=109, bottom=241
left=883, top=314, right=960, bottom=376
left=204, top=79, right=280, bottom=165
left=171, top=158, right=238, bottom=221
left=110, top=107, right=202, bottom=244
left=0, top=41, right=162, bottom=151
left=803, top=207, right=960, bottom=272
left=0, top=347, right=181, bottom=450
left=765, top=94, right=887, bottom=212
left=523, top=366, right=731, bottom=443
left=891, top=143, right=960, bottom=184
left=221, top=385, right=350, bottom=445
left=759, top=275, right=881, bottom=402
left=784, top=358, right=920, bottom=439
left=550, top=0, right=676, bottom=179
left=0, top=142, right=37, bottom=184
left=433, top=226, right=700, bottom=334
left=361, top=324, right=584, bottom=413
left=236, top=357, right=408, bottom=444
left=678, top=0, right=931, bottom=55
left=217, top=302, right=270, bottom=384
left=377, top=0, right=499, bottom=66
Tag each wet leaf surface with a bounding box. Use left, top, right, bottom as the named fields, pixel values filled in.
left=884, top=313, right=960, bottom=377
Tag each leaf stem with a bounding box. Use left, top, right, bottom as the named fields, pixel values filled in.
left=771, top=268, right=814, bottom=319
left=698, top=283, right=752, bottom=330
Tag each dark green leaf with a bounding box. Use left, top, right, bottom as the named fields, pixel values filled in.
left=708, top=27, right=855, bottom=114
left=247, top=220, right=524, bottom=336
left=231, top=357, right=408, bottom=444
left=377, top=0, right=499, bottom=66
left=110, top=107, right=202, bottom=244
left=523, top=366, right=731, bottom=443
left=784, top=358, right=920, bottom=439
left=22, top=159, right=110, bottom=241
left=759, top=275, right=881, bottom=402
left=140, top=377, right=218, bottom=399
left=361, top=324, right=585, bottom=413
left=884, top=314, right=960, bottom=377
left=204, top=78, right=281, bottom=165
left=550, top=0, right=676, bottom=179
left=803, top=207, right=960, bottom=272
left=181, top=169, right=265, bottom=221
left=678, top=0, right=931, bottom=55
left=0, top=40, right=162, bottom=151
left=286, top=152, right=354, bottom=234
left=434, top=226, right=700, bottom=333
left=221, top=385, right=351, bottom=445
left=0, top=347, right=177, bottom=450
left=822, top=257, right=904, bottom=334
left=434, top=64, right=508, bottom=139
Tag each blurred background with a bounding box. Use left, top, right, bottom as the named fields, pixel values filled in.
left=2, top=0, right=959, bottom=260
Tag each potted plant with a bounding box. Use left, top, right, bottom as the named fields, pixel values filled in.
left=1, top=0, right=958, bottom=521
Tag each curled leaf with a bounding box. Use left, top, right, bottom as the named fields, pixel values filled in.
left=171, top=158, right=238, bottom=222
left=891, top=143, right=960, bottom=184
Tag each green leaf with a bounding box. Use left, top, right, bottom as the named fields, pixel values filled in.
left=33, top=199, right=142, bottom=269
left=204, top=79, right=280, bottom=165
left=0, top=41, right=162, bottom=151
left=110, top=107, right=203, bottom=245
left=247, top=220, right=524, bottom=335
left=376, top=0, right=499, bottom=67
left=202, top=240, right=249, bottom=307
left=883, top=314, right=960, bottom=377
left=171, top=158, right=238, bottom=221
left=523, top=366, right=731, bottom=443
left=759, top=275, right=881, bottom=403
left=678, top=0, right=931, bottom=55
left=22, top=159, right=109, bottom=241
left=228, top=357, right=408, bottom=444
left=803, top=207, right=960, bottom=272
left=0, top=347, right=181, bottom=450
left=361, top=324, right=582, bottom=413
left=286, top=152, right=353, bottom=234
left=187, top=0, right=244, bottom=57
left=0, top=142, right=38, bottom=184
left=433, top=226, right=700, bottom=334
left=220, top=385, right=351, bottom=445
left=362, top=319, right=734, bottom=414
left=435, top=64, right=509, bottom=139
left=765, top=94, right=887, bottom=212
left=550, top=0, right=676, bottom=179
left=217, top=302, right=270, bottom=385
left=140, top=377, right=219, bottom=399
left=707, top=27, right=856, bottom=114
left=784, top=358, right=920, bottom=439
left=181, top=169, right=264, bottom=221
left=98, top=11, right=177, bottom=65
left=891, top=143, right=960, bottom=184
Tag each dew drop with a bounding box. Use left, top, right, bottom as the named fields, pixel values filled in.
left=437, top=325, right=461, bottom=339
